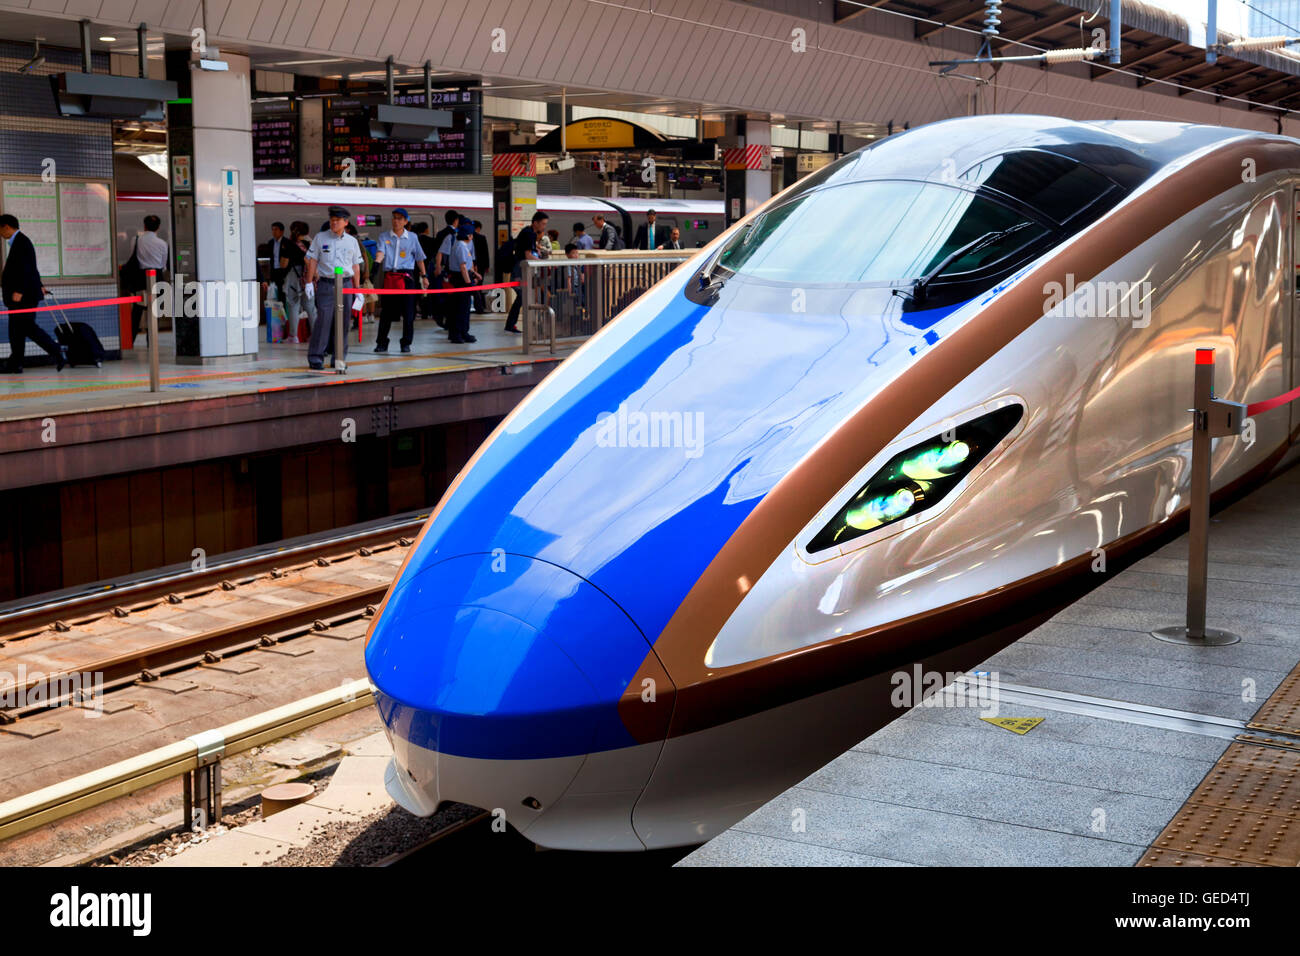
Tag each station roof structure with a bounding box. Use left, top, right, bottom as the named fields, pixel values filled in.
left=833, top=0, right=1300, bottom=113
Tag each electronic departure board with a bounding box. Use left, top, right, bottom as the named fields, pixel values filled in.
left=252, top=101, right=300, bottom=178
left=324, top=88, right=481, bottom=176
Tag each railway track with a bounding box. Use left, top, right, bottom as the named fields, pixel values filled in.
left=0, top=514, right=425, bottom=723
left=0, top=513, right=426, bottom=637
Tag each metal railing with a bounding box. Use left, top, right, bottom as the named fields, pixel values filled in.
left=519, top=250, right=696, bottom=354
left=0, top=679, right=374, bottom=842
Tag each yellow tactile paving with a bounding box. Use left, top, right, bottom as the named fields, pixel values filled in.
left=1139, top=663, right=1300, bottom=866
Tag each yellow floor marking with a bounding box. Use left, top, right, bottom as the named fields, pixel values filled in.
left=981, top=716, right=1044, bottom=735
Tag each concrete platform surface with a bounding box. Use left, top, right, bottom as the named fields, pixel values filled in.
left=157, top=731, right=393, bottom=867
left=0, top=318, right=577, bottom=422
left=681, top=461, right=1300, bottom=867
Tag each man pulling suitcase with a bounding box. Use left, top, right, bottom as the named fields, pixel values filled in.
left=1, top=213, right=65, bottom=373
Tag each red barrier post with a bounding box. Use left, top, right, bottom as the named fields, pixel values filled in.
left=146, top=270, right=160, bottom=393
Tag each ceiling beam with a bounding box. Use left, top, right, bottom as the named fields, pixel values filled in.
left=1121, top=38, right=1184, bottom=71
left=834, top=0, right=904, bottom=24
left=999, top=9, right=1086, bottom=45
left=914, top=1, right=991, bottom=40
left=1136, top=55, right=1214, bottom=87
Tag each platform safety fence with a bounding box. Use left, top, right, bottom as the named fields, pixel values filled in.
left=519, top=251, right=697, bottom=355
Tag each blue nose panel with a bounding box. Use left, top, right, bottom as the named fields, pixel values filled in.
left=367, top=553, right=653, bottom=760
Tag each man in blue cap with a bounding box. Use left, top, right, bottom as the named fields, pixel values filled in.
left=373, top=207, right=428, bottom=353
left=446, top=219, right=480, bottom=344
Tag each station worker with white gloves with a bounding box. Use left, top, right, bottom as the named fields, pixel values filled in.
left=302, top=205, right=364, bottom=370
left=372, top=206, right=428, bottom=354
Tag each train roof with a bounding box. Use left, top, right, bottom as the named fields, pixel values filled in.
left=809, top=115, right=1281, bottom=196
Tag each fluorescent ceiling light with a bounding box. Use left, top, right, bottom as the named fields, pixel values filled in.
left=137, top=153, right=168, bottom=177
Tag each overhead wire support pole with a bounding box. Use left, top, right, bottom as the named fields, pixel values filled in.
left=930, top=0, right=1102, bottom=70
left=1207, top=0, right=1218, bottom=64
left=1110, top=0, right=1122, bottom=63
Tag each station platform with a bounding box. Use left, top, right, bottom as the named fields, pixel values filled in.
left=0, top=315, right=568, bottom=422
left=0, top=315, right=578, bottom=494
left=681, top=457, right=1300, bottom=867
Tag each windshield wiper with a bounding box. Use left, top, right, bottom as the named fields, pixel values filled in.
left=896, top=221, right=1036, bottom=306
left=690, top=225, right=750, bottom=304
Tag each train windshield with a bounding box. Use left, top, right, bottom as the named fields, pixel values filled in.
left=713, top=180, right=1051, bottom=290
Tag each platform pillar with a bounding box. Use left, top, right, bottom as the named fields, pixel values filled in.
left=722, top=116, right=772, bottom=228
left=164, top=48, right=259, bottom=365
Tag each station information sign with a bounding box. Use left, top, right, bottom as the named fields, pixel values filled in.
left=323, top=87, right=482, bottom=176
left=252, top=100, right=300, bottom=178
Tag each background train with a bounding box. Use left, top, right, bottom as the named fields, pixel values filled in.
left=114, top=183, right=724, bottom=272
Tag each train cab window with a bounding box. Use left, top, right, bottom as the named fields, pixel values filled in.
left=712, top=179, right=1051, bottom=292
left=960, top=151, right=1121, bottom=226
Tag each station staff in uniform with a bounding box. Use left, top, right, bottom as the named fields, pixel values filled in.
left=373, top=207, right=428, bottom=353
left=0, top=213, right=63, bottom=373
left=302, top=206, right=363, bottom=370
left=447, top=221, right=479, bottom=344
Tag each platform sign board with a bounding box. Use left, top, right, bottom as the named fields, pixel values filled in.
left=57, top=181, right=112, bottom=277
left=221, top=169, right=241, bottom=285
left=797, top=153, right=834, bottom=176
left=1, top=178, right=114, bottom=278
left=252, top=100, right=300, bottom=178
left=510, top=176, right=537, bottom=238
left=323, top=87, right=481, bottom=176
left=1, top=179, right=59, bottom=276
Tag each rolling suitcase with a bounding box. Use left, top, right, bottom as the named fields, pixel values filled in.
left=47, top=293, right=106, bottom=368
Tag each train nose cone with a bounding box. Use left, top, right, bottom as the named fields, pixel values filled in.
left=365, top=553, right=669, bottom=840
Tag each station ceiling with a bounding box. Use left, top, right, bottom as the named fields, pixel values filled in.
left=0, top=9, right=885, bottom=139
left=831, top=0, right=1300, bottom=112
left=6, top=0, right=1300, bottom=123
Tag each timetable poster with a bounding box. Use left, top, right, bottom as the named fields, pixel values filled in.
left=1, top=180, right=60, bottom=276
left=57, top=181, right=112, bottom=277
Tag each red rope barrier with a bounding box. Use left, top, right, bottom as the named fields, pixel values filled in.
left=1247, top=383, right=1300, bottom=417
left=341, top=281, right=520, bottom=295
left=0, top=295, right=142, bottom=316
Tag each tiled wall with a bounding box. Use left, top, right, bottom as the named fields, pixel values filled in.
left=0, top=43, right=119, bottom=364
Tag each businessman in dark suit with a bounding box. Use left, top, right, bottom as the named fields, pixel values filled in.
left=633, top=209, right=662, bottom=251
left=1, top=214, right=63, bottom=373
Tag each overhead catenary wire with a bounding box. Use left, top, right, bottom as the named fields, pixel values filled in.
left=834, top=0, right=1300, bottom=115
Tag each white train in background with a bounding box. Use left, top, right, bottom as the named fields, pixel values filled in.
left=114, top=181, right=725, bottom=270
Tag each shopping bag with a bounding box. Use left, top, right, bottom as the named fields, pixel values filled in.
left=268, top=300, right=288, bottom=342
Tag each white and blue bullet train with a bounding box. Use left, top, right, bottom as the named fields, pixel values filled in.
left=366, top=115, right=1299, bottom=850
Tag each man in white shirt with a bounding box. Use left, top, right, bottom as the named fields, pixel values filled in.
left=131, top=216, right=168, bottom=345
left=302, top=205, right=364, bottom=370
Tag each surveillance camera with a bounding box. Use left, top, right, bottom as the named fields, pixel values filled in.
left=553, top=155, right=576, bottom=172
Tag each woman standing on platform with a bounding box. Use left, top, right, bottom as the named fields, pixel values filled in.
left=281, top=221, right=314, bottom=342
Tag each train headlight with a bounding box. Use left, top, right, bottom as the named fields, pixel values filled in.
left=900, top=440, right=970, bottom=480
left=807, top=404, right=1023, bottom=553
left=845, top=487, right=919, bottom=531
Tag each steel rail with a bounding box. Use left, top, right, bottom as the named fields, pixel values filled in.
left=0, top=586, right=388, bottom=720
left=0, top=514, right=426, bottom=636
left=0, top=678, right=374, bottom=843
